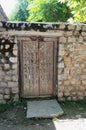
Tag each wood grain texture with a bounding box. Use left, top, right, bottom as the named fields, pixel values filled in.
left=19, top=36, right=57, bottom=98
left=22, top=41, right=39, bottom=96
left=39, top=42, right=54, bottom=95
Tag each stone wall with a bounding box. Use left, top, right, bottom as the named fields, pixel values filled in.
left=0, top=35, right=18, bottom=103
left=0, top=21, right=86, bottom=102
left=58, top=24, right=86, bottom=101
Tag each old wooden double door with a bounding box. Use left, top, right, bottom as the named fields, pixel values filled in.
left=19, top=36, right=57, bottom=98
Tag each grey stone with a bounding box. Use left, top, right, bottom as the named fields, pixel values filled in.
left=11, top=87, right=19, bottom=94
left=0, top=22, right=2, bottom=27
left=8, top=82, right=18, bottom=88
left=0, top=82, right=7, bottom=87
left=0, top=94, right=3, bottom=100
left=58, top=63, right=64, bottom=68
left=4, top=64, right=10, bottom=70
left=27, top=99, right=64, bottom=118
left=4, top=88, right=10, bottom=94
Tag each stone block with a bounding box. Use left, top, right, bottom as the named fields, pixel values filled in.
left=59, top=24, right=65, bottom=29
left=58, top=63, right=64, bottom=68
left=12, top=64, right=17, bottom=69
left=14, top=44, right=18, bottom=50
left=0, top=94, right=3, bottom=100
left=0, top=82, right=7, bottom=87
left=58, top=57, right=63, bottom=62
left=68, top=25, right=75, bottom=30
left=59, top=37, right=67, bottom=43
left=13, top=50, right=17, bottom=56
left=78, top=36, right=83, bottom=42
left=11, top=87, right=19, bottom=94
left=81, top=75, right=86, bottom=79
left=5, top=45, right=10, bottom=49
left=4, top=64, right=10, bottom=70
left=82, top=25, right=86, bottom=31
left=67, top=97, right=71, bottom=101
left=78, top=96, right=84, bottom=100
left=5, top=76, right=11, bottom=81
left=5, top=52, right=9, bottom=56
left=4, top=88, right=10, bottom=95
left=0, top=88, right=4, bottom=94
left=66, top=31, right=73, bottom=36
left=72, top=96, right=77, bottom=101
left=58, top=68, right=64, bottom=74
left=63, top=50, right=69, bottom=56
left=76, top=25, right=82, bottom=30
left=58, top=92, right=63, bottom=98
left=65, top=63, right=72, bottom=68
left=9, top=57, right=17, bottom=63
left=68, top=37, right=76, bottom=43
left=64, top=57, right=71, bottom=62
left=82, top=80, right=86, bottom=85
left=82, top=32, right=86, bottom=36
left=4, top=95, right=10, bottom=100
left=12, top=70, right=18, bottom=75
left=59, top=50, right=64, bottom=56
left=0, top=28, right=6, bottom=32
left=8, top=82, right=18, bottom=88
left=58, top=74, right=67, bottom=80
left=12, top=76, right=18, bottom=82
left=64, top=92, right=70, bottom=96
left=0, top=22, right=2, bottom=27
left=64, top=80, right=70, bottom=85
left=58, top=81, right=62, bottom=86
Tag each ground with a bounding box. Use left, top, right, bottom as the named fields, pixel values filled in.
left=0, top=100, right=86, bottom=130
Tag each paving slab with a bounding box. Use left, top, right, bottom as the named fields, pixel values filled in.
left=27, top=99, right=64, bottom=118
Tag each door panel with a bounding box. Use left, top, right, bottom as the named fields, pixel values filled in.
left=22, top=41, right=39, bottom=96
left=20, top=38, right=56, bottom=98
left=39, top=42, right=54, bottom=95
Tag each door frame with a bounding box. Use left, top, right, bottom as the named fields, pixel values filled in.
left=18, top=35, right=58, bottom=98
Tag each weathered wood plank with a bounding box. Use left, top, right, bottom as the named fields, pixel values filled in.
left=22, top=41, right=39, bottom=96
left=39, top=42, right=54, bottom=95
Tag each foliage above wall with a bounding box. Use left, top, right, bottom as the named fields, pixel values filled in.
left=9, top=0, right=29, bottom=21
left=9, top=0, right=86, bottom=22
left=27, top=0, right=72, bottom=22
left=58, top=0, right=86, bottom=22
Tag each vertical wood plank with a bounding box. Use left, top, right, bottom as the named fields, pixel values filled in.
left=39, top=42, right=54, bottom=95
left=22, top=41, right=39, bottom=96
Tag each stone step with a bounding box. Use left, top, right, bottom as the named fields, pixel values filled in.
left=26, top=99, right=64, bottom=118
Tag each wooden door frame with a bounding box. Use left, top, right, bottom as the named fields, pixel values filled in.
left=18, top=35, right=58, bottom=98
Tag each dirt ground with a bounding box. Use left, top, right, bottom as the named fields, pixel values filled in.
left=0, top=100, right=86, bottom=130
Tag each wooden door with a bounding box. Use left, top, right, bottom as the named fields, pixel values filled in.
left=19, top=38, right=57, bottom=98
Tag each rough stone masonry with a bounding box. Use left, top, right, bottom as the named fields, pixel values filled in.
left=0, top=21, right=86, bottom=103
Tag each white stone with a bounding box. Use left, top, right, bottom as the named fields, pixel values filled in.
left=58, top=63, right=64, bottom=68
left=4, top=95, right=10, bottom=100
left=13, top=50, right=17, bottom=56
left=5, top=45, right=10, bottom=49
left=9, top=57, right=17, bottom=63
